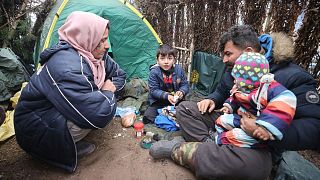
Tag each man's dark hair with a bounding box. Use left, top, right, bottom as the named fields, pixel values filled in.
left=218, top=25, right=261, bottom=53
left=156, top=44, right=178, bottom=59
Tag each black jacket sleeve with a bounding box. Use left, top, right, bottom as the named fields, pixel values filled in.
left=207, top=68, right=234, bottom=109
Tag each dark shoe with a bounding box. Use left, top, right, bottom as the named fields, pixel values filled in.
left=149, top=136, right=185, bottom=159
left=76, top=141, right=96, bottom=158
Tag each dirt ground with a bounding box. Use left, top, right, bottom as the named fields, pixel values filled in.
left=1, top=117, right=320, bottom=180
left=298, top=150, right=320, bottom=169
left=0, top=118, right=195, bottom=180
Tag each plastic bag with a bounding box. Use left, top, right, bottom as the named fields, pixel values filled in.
left=0, top=83, right=27, bottom=141
left=0, top=110, right=15, bottom=141
left=115, top=107, right=137, bottom=128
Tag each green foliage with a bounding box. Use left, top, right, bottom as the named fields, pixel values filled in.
left=11, top=20, right=36, bottom=64
left=1, top=0, right=55, bottom=66
left=0, top=27, right=9, bottom=45
left=0, top=1, right=34, bottom=65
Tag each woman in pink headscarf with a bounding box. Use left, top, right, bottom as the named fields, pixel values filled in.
left=14, top=11, right=126, bottom=172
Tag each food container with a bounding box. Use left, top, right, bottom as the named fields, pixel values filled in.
left=133, top=122, right=144, bottom=138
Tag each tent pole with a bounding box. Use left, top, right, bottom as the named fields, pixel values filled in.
left=187, top=39, right=194, bottom=82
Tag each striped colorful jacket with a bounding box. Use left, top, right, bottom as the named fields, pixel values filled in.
left=216, top=80, right=297, bottom=148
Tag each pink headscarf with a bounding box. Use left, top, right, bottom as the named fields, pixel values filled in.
left=58, top=11, right=109, bottom=89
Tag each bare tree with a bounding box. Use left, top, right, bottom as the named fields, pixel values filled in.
left=295, top=0, right=320, bottom=85
left=0, top=0, right=54, bottom=64
left=134, top=0, right=319, bottom=85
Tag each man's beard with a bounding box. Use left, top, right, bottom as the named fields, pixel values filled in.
left=225, top=62, right=234, bottom=67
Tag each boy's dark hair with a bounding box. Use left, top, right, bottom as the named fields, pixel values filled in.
left=156, top=44, right=178, bottom=59
left=218, top=25, right=261, bottom=53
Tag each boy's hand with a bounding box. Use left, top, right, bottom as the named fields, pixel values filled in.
left=175, top=91, right=184, bottom=99
left=168, top=94, right=175, bottom=105
left=253, top=126, right=270, bottom=141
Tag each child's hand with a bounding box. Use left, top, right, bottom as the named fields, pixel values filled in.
left=240, top=113, right=258, bottom=137
left=175, top=91, right=184, bottom=99
left=168, top=94, right=176, bottom=105
left=220, top=107, right=230, bottom=114
left=253, top=126, right=270, bottom=141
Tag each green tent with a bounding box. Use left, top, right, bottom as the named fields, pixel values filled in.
left=0, top=48, right=30, bottom=102
left=34, top=0, right=162, bottom=79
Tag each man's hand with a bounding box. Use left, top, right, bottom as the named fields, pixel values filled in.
left=239, top=112, right=258, bottom=137
left=101, top=79, right=116, bottom=92
left=197, top=99, right=215, bottom=114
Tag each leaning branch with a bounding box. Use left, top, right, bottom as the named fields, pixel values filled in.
left=0, top=3, right=42, bottom=30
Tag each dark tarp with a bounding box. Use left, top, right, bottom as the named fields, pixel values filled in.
left=0, top=48, right=30, bottom=102
left=190, top=51, right=225, bottom=96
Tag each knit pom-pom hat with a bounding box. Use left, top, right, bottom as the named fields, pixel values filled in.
left=231, top=52, right=269, bottom=93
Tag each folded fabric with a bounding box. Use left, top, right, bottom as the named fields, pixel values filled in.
left=154, top=106, right=179, bottom=132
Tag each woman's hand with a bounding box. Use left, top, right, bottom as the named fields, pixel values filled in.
left=101, top=79, right=116, bottom=92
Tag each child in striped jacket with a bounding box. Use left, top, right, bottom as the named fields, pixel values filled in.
left=215, top=52, right=297, bottom=148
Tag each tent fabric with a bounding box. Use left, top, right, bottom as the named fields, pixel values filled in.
left=0, top=48, right=30, bottom=102
left=34, top=0, right=162, bottom=80
left=117, top=77, right=149, bottom=112
left=190, top=51, right=225, bottom=96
